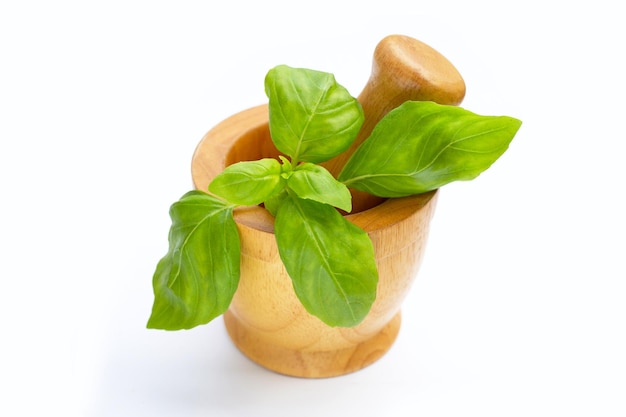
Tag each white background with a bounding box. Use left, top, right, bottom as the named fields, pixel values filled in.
left=2, top=1, right=625, bottom=416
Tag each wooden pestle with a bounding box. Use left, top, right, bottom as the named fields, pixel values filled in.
left=322, top=35, right=466, bottom=213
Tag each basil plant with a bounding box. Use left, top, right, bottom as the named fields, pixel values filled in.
left=147, top=65, right=521, bottom=330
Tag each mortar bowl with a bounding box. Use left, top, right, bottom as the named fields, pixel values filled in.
left=191, top=104, right=437, bottom=378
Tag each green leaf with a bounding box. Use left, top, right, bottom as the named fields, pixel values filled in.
left=274, top=195, right=377, bottom=327
left=147, top=191, right=240, bottom=330
left=339, top=101, right=522, bottom=197
left=209, top=158, right=284, bottom=206
left=265, top=65, right=364, bottom=164
left=264, top=188, right=288, bottom=217
left=288, top=163, right=352, bottom=212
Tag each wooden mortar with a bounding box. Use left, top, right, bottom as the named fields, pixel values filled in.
left=190, top=35, right=464, bottom=377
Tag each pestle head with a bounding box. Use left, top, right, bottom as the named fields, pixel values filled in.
left=368, top=34, right=466, bottom=112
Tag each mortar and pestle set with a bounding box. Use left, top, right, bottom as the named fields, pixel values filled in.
left=190, top=35, right=466, bottom=378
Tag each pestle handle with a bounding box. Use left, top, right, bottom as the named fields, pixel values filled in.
left=322, top=35, right=466, bottom=212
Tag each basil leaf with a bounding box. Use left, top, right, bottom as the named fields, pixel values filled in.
left=147, top=191, right=240, bottom=330
left=265, top=65, right=364, bottom=164
left=339, top=101, right=522, bottom=197
left=264, top=188, right=288, bottom=217
left=209, top=158, right=284, bottom=206
left=288, top=163, right=352, bottom=212
left=275, top=195, right=377, bottom=327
